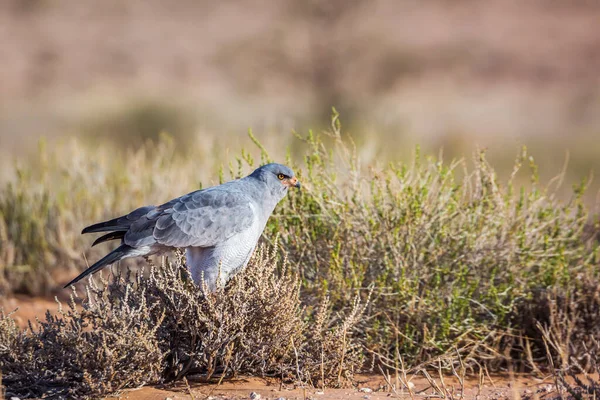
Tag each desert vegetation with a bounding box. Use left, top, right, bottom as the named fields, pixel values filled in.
left=2, top=1, right=600, bottom=398
left=0, top=242, right=367, bottom=398
left=1, top=113, right=600, bottom=398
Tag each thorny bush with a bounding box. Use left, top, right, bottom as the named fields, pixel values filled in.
left=533, top=292, right=600, bottom=400
left=0, top=242, right=367, bottom=399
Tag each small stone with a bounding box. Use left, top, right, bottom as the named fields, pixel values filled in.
left=275, top=397, right=287, bottom=400
left=541, top=384, right=554, bottom=393
left=315, top=391, right=325, bottom=395
left=11, top=397, right=22, bottom=400
left=363, top=396, right=370, bottom=399
left=250, top=392, right=261, bottom=400
left=359, top=388, right=373, bottom=393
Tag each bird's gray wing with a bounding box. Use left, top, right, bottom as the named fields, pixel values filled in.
left=125, top=188, right=256, bottom=248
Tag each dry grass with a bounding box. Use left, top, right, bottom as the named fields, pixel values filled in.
left=0, top=241, right=367, bottom=398
left=531, top=290, right=600, bottom=399
left=0, top=135, right=202, bottom=294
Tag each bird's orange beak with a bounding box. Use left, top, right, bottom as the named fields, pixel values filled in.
left=289, top=176, right=301, bottom=189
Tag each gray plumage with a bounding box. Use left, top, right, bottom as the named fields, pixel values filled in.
left=65, top=163, right=300, bottom=289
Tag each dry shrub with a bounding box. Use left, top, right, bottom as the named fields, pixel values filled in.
left=300, top=295, right=366, bottom=387
left=550, top=341, right=600, bottom=400
left=0, top=242, right=367, bottom=399
left=531, top=290, right=600, bottom=400
left=0, top=284, right=165, bottom=398
left=0, top=300, right=163, bottom=398
left=512, top=281, right=600, bottom=372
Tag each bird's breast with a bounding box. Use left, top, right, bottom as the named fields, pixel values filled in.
left=186, top=215, right=263, bottom=288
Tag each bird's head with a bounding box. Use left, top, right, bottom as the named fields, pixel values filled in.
left=250, top=163, right=301, bottom=193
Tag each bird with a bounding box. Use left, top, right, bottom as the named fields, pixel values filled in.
left=64, top=163, right=300, bottom=289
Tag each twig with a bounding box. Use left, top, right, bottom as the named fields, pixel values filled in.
left=183, top=376, right=196, bottom=400
left=321, top=345, right=326, bottom=394
left=398, top=349, right=415, bottom=398
left=378, top=365, right=401, bottom=398
left=421, top=369, right=445, bottom=398
left=337, top=328, right=348, bottom=385
left=291, top=336, right=303, bottom=387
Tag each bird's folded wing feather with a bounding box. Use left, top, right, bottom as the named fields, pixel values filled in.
left=124, top=188, right=256, bottom=248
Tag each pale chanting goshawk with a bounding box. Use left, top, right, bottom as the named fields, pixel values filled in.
left=64, top=163, right=300, bottom=289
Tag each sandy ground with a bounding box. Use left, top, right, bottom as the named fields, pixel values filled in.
left=106, top=374, right=557, bottom=400
left=1, top=295, right=65, bottom=327
left=2, top=296, right=563, bottom=400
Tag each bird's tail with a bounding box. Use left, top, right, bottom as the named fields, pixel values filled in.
left=64, top=244, right=135, bottom=288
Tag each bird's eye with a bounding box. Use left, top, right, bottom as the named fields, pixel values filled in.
left=277, top=173, right=285, bottom=180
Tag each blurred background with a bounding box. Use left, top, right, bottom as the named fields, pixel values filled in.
left=1, top=0, right=600, bottom=196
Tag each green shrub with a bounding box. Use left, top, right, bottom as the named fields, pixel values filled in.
left=270, top=113, right=600, bottom=369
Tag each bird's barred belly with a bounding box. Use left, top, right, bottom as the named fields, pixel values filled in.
left=186, top=223, right=262, bottom=290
